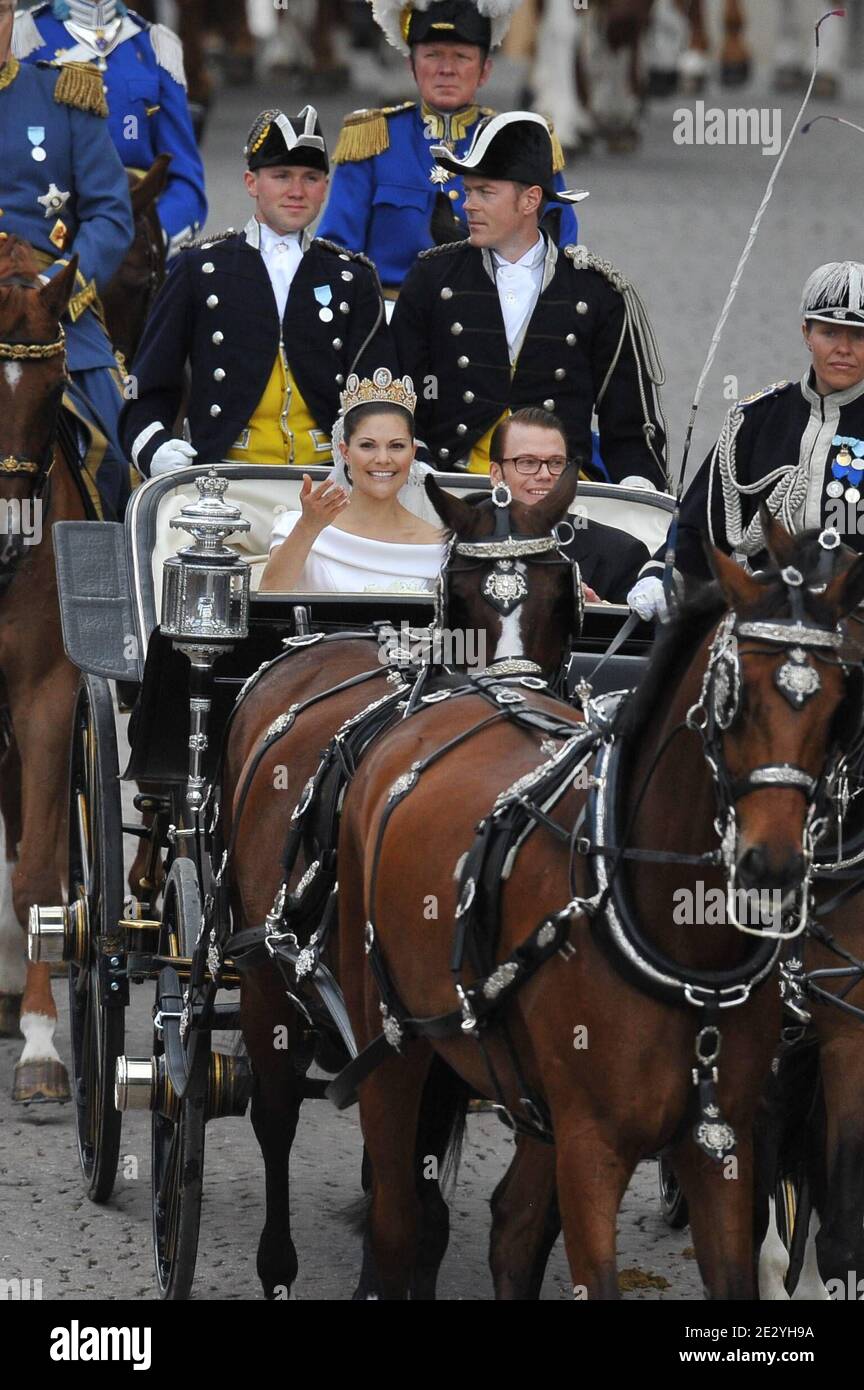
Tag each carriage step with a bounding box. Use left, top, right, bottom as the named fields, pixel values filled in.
left=115, top=1052, right=252, bottom=1121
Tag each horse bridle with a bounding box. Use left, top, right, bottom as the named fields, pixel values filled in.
left=687, top=533, right=864, bottom=938
left=436, top=482, right=583, bottom=683
left=0, top=274, right=66, bottom=479
left=0, top=277, right=67, bottom=586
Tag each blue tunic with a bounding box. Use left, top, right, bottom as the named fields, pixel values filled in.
left=0, top=57, right=134, bottom=513
left=14, top=3, right=207, bottom=249
left=318, top=102, right=579, bottom=289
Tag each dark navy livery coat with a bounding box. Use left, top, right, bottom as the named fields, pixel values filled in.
left=120, top=226, right=396, bottom=472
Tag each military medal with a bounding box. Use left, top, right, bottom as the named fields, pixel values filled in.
left=28, top=127, right=47, bottom=162
left=314, top=285, right=334, bottom=323
left=37, top=184, right=71, bottom=218
left=830, top=435, right=864, bottom=503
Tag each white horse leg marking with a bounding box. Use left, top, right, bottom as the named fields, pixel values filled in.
left=757, top=1196, right=791, bottom=1300
left=532, top=0, right=593, bottom=148
left=0, top=815, right=25, bottom=998
left=592, top=36, right=640, bottom=134
left=790, top=1212, right=831, bottom=1301
left=19, top=1012, right=63, bottom=1065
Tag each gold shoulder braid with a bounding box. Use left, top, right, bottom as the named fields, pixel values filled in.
left=0, top=58, right=20, bottom=92
left=52, top=62, right=109, bottom=118
left=332, top=102, right=415, bottom=164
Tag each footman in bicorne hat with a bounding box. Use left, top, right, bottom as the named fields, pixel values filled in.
left=630, top=261, right=864, bottom=622
left=120, top=104, right=396, bottom=477
left=392, top=110, right=667, bottom=484
left=318, top=0, right=579, bottom=293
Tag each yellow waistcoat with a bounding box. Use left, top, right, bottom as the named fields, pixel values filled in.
left=225, top=345, right=332, bottom=467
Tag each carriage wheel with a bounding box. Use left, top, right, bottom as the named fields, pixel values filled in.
left=67, top=675, right=126, bottom=1203
left=657, top=1157, right=690, bottom=1230
left=151, top=857, right=208, bottom=1301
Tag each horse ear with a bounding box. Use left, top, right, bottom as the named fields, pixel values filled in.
left=705, top=542, right=762, bottom=610
left=512, top=466, right=580, bottom=537
left=823, top=552, right=864, bottom=618
left=38, top=256, right=80, bottom=323
left=424, top=473, right=486, bottom=536
left=130, top=154, right=172, bottom=216
left=758, top=504, right=797, bottom=569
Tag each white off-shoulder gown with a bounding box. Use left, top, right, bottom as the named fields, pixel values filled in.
left=268, top=510, right=444, bottom=593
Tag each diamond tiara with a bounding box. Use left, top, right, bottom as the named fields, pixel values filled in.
left=339, top=368, right=417, bottom=419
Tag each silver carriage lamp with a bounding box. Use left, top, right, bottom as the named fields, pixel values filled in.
left=161, top=469, right=251, bottom=811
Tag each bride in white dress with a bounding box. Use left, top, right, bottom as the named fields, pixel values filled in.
left=260, top=370, right=444, bottom=593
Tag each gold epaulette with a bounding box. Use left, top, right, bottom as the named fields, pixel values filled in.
left=737, top=381, right=791, bottom=409
left=51, top=61, right=108, bottom=117
left=332, top=101, right=416, bottom=164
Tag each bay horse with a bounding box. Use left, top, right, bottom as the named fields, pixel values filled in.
left=336, top=521, right=864, bottom=1298
left=0, top=237, right=87, bottom=1103
left=220, top=469, right=584, bottom=1298
left=102, top=156, right=170, bottom=374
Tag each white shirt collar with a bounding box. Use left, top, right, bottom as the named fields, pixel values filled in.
left=245, top=217, right=311, bottom=254
left=492, top=234, right=546, bottom=272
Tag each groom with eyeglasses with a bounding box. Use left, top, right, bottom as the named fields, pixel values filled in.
left=487, top=408, right=648, bottom=602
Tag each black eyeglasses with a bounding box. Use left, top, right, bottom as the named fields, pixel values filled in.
left=496, top=455, right=572, bottom=476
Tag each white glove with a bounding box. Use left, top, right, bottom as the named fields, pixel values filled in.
left=619, top=475, right=658, bottom=492
left=627, top=575, right=669, bottom=622
left=150, top=440, right=198, bottom=477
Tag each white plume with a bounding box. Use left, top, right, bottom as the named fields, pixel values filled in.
left=801, top=261, right=864, bottom=317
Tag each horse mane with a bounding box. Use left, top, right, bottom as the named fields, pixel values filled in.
left=0, top=236, right=40, bottom=285
left=616, top=530, right=853, bottom=743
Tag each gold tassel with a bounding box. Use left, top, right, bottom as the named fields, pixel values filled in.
left=332, top=109, right=391, bottom=164
left=548, top=122, right=566, bottom=174
left=53, top=62, right=109, bottom=118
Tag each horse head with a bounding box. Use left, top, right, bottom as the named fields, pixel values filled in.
left=424, top=467, right=581, bottom=684
left=0, top=237, right=76, bottom=580
left=102, top=154, right=171, bottom=367
left=703, top=512, right=864, bottom=907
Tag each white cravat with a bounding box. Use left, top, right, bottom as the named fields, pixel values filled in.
left=257, top=222, right=303, bottom=321
left=493, top=234, right=547, bottom=362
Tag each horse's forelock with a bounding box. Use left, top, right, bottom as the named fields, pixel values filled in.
left=0, top=237, right=40, bottom=285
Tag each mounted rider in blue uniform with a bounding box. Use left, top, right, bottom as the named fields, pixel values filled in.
left=0, top=0, right=134, bottom=516
left=13, top=0, right=206, bottom=257
left=318, top=0, right=579, bottom=294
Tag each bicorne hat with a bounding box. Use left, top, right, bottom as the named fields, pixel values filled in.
left=245, top=106, right=329, bottom=175
left=371, top=0, right=520, bottom=55
left=430, top=111, right=588, bottom=204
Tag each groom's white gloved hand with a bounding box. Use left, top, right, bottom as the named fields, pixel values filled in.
left=150, top=440, right=198, bottom=476
left=627, top=575, right=669, bottom=622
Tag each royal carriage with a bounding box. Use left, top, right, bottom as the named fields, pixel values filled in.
left=28, top=464, right=674, bottom=1297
